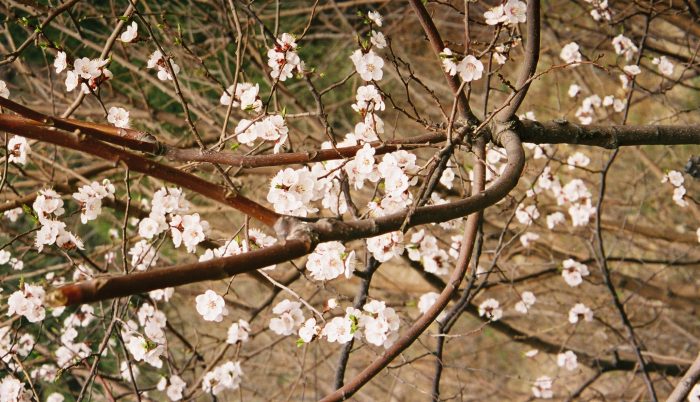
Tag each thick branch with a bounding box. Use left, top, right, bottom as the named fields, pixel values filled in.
left=0, top=114, right=280, bottom=226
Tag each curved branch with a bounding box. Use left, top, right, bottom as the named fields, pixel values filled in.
left=667, top=352, right=700, bottom=402
left=494, top=0, right=541, bottom=122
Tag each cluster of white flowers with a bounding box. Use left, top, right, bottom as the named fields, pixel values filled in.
left=568, top=303, right=594, bottom=324
left=220, top=82, right=262, bottom=112
left=33, top=189, right=84, bottom=252
left=532, top=375, right=553, bottom=399
left=3, top=207, right=22, bottom=222
left=612, top=34, right=638, bottom=61
left=0, top=250, right=22, bottom=271
left=267, top=166, right=320, bottom=215
left=267, top=33, right=303, bottom=81
left=0, top=376, right=32, bottom=402
left=529, top=168, right=597, bottom=227
left=202, top=361, right=243, bottom=396
left=235, top=114, right=288, bottom=153
left=557, top=350, right=578, bottom=371
left=418, top=292, right=446, bottom=321
left=227, top=319, right=251, bottom=344
left=560, top=42, right=582, bottom=65
left=484, top=0, right=527, bottom=25
left=652, top=56, right=674, bottom=77
left=440, top=48, right=485, bottom=83
left=585, top=0, right=611, bottom=21
left=54, top=52, right=112, bottom=93
left=269, top=299, right=305, bottom=336
left=107, top=106, right=130, bottom=128
left=307, top=241, right=356, bottom=281
left=367, top=231, right=405, bottom=263
left=129, top=239, right=159, bottom=271
left=147, top=50, right=180, bottom=81
left=562, top=258, right=590, bottom=287
left=407, top=229, right=450, bottom=275
left=195, top=290, right=229, bottom=322
left=7, top=136, right=30, bottom=165
left=478, top=298, right=503, bottom=321
left=137, top=187, right=209, bottom=253
left=156, top=375, right=186, bottom=401
left=72, top=179, right=115, bottom=223
left=350, top=49, right=384, bottom=81
left=0, top=327, right=35, bottom=370
left=515, top=203, right=540, bottom=226
left=661, top=170, right=688, bottom=207
left=124, top=332, right=165, bottom=369
left=514, top=291, right=536, bottom=314
left=351, top=85, right=385, bottom=116
left=566, top=152, right=591, bottom=169
left=355, top=300, right=400, bottom=348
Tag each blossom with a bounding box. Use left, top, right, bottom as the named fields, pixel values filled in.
left=367, top=231, right=404, bottom=262
left=562, top=259, right=589, bottom=287
left=520, top=232, right=539, bottom=248
left=162, top=375, right=186, bottom=401
left=351, top=85, right=385, bottom=114
left=7, top=136, right=30, bottom=165
left=170, top=213, right=209, bottom=253
left=360, top=301, right=400, bottom=348
left=3, top=208, right=22, bottom=222
left=267, top=33, right=303, bottom=81
left=516, top=204, right=540, bottom=225
left=568, top=303, right=593, bottom=323
left=227, top=319, right=251, bottom=344
left=0, top=80, right=8, bottom=98
left=33, top=188, right=65, bottom=222
left=568, top=83, right=580, bottom=97
left=147, top=50, right=180, bottom=81
left=546, top=212, right=565, bottom=229
left=269, top=299, right=305, bottom=336
left=532, top=375, right=553, bottom=399
left=612, top=34, right=638, bottom=61
left=503, top=0, right=527, bottom=24
left=557, top=350, right=578, bottom=371
left=370, top=31, right=387, bottom=49
left=0, top=377, right=32, bottom=402
left=195, top=290, right=228, bottom=322
left=107, top=106, right=130, bottom=128
left=478, top=298, right=503, bottom=321
left=661, top=170, right=684, bottom=187
left=54, top=51, right=67, bottom=74
left=623, top=64, right=641, bottom=76
left=267, top=167, right=318, bottom=216
left=457, top=55, right=484, bottom=82
left=220, top=82, right=262, bottom=112
left=567, top=152, right=590, bottom=169
left=7, top=284, right=45, bottom=323
left=514, top=291, right=536, bottom=314
left=298, top=318, right=320, bottom=343
left=129, top=239, right=159, bottom=271
left=307, top=241, right=355, bottom=281
left=652, top=56, right=674, bottom=77
left=72, top=179, right=115, bottom=223
left=367, top=10, right=383, bottom=26
left=560, top=42, right=582, bottom=64
left=321, top=316, right=354, bottom=344
left=484, top=5, right=506, bottom=25
left=202, top=361, right=243, bottom=396
left=120, top=21, right=138, bottom=42
left=351, top=49, right=384, bottom=81
left=440, top=48, right=458, bottom=76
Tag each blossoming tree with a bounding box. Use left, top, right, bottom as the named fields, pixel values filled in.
left=0, top=1, right=699, bottom=401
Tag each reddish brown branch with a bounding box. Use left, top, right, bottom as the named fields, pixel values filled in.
left=0, top=114, right=280, bottom=227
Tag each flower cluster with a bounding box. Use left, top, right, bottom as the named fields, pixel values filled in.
left=107, top=106, right=130, bottom=128
left=568, top=303, right=594, bottom=324
left=202, top=361, right=243, bottom=396
left=54, top=52, right=112, bottom=93
left=661, top=170, right=688, bottom=207
left=515, top=291, right=536, bottom=314
left=407, top=229, right=450, bottom=275
left=0, top=376, right=32, bottom=402
left=307, top=241, right=356, bottom=281
left=267, top=33, right=303, bottom=81
left=147, top=50, right=180, bottom=81
left=7, top=136, right=30, bottom=165
left=560, top=42, right=582, bottom=65
left=220, top=82, right=262, bottom=112
left=478, top=298, right=503, bottom=321
left=562, top=259, right=590, bottom=287
left=440, top=48, right=484, bottom=82
left=33, top=189, right=84, bottom=252
left=157, top=375, right=186, bottom=401
left=7, top=284, right=45, bottom=323
left=235, top=114, right=288, bottom=153
left=532, top=376, right=553, bottom=399
left=72, top=179, right=115, bottom=223
left=483, top=0, right=527, bottom=25
left=269, top=299, right=306, bottom=336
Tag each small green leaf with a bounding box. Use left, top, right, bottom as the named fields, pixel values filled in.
left=296, top=338, right=305, bottom=347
